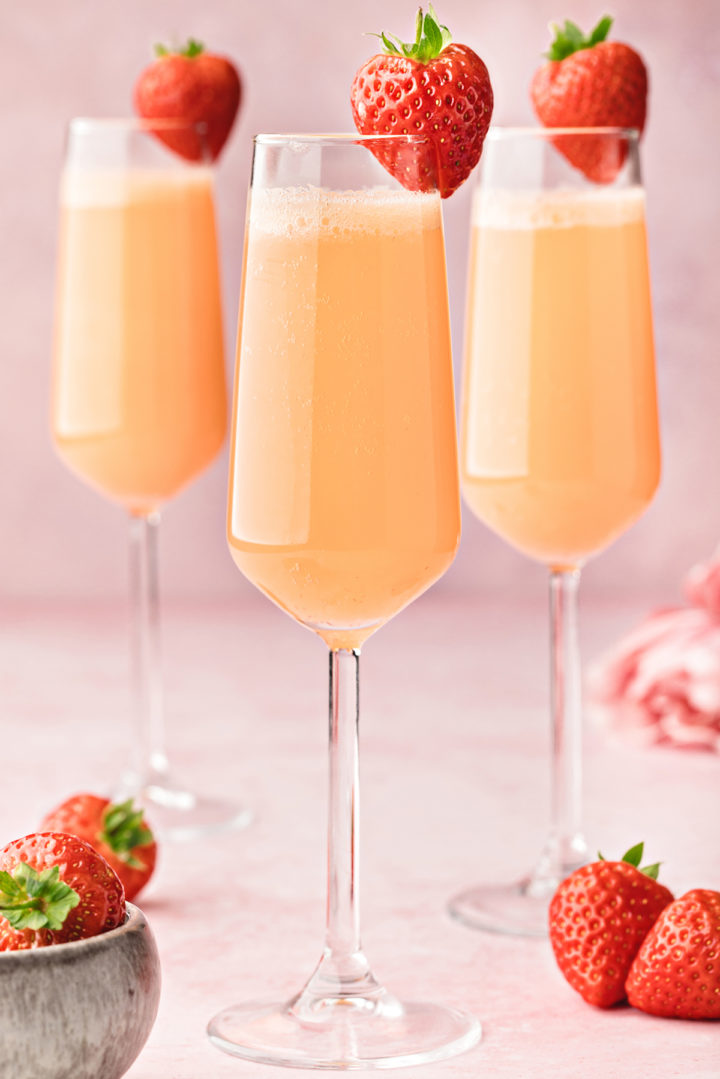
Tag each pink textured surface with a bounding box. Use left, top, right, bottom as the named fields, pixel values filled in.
left=2, top=594, right=718, bottom=1076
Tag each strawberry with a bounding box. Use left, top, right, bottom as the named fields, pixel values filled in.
left=350, top=5, right=493, bottom=198
left=626, top=889, right=720, bottom=1019
left=530, top=16, right=648, bottom=183
left=41, top=793, right=157, bottom=902
left=549, top=843, right=674, bottom=1007
left=134, top=38, right=241, bottom=162
left=0, top=832, right=125, bottom=951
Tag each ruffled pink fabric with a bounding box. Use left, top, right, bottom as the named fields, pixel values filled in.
left=588, top=550, right=720, bottom=752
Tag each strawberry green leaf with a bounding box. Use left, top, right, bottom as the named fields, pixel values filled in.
left=588, top=15, right=613, bottom=46
left=379, top=32, right=401, bottom=55
left=99, top=799, right=154, bottom=869
left=544, top=15, right=613, bottom=61
left=545, top=21, right=580, bottom=60
left=413, top=7, right=424, bottom=51
left=562, top=20, right=585, bottom=48
left=22, top=910, right=52, bottom=931
left=154, top=38, right=205, bottom=59
left=378, top=5, right=452, bottom=64
left=431, top=4, right=453, bottom=50
left=423, top=10, right=443, bottom=56
left=598, top=844, right=662, bottom=879
left=0, top=870, right=23, bottom=899
left=621, top=842, right=644, bottom=867
left=0, top=863, right=80, bottom=932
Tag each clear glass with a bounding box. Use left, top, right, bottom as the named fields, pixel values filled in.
left=208, top=133, right=480, bottom=1069
left=449, top=127, right=661, bottom=936
left=51, top=118, right=251, bottom=840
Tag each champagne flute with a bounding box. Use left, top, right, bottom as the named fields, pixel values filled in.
left=449, top=127, right=661, bottom=937
left=52, top=118, right=251, bottom=840
left=207, top=134, right=480, bottom=1069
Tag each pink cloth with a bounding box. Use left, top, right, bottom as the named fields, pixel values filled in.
left=588, top=550, right=720, bottom=751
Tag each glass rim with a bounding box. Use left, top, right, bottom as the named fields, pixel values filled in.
left=253, top=132, right=434, bottom=147
left=68, top=116, right=209, bottom=134
left=486, top=125, right=640, bottom=141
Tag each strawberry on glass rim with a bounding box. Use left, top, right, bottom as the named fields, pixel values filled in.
left=134, top=38, right=241, bottom=162
left=530, top=15, right=648, bottom=183
left=350, top=5, right=493, bottom=197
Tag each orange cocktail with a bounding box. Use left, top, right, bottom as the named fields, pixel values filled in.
left=211, top=132, right=478, bottom=1072
left=462, top=185, right=659, bottom=568
left=450, top=128, right=661, bottom=940
left=228, top=185, right=459, bottom=649
left=53, top=166, right=226, bottom=513
left=50, top=118, right=244, bottom=840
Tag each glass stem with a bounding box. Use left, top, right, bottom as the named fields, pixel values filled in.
left=530, top=568, right=588, bottom=893
left=326, top=647, right=362, bottom=960
left=128, top=511, right=169, bottom=786
left=292, top=648, right=383, bottom=1015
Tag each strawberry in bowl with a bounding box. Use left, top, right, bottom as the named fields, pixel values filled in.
left=0, top=832, right=160, bottom=1079
left=350, top=4, right=493, bottom=197
left=0, top=831, right=125, bottom=950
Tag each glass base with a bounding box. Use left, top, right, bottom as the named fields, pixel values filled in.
left=112, top=773, right=252, bottom=843
left=448, top=878, right=557, bottom=939
left=208, top=990, right=481, bottom=1071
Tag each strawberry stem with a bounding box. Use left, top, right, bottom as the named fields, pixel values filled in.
left=375, top=5, right=452, bottom=63
left=154, top=38, right=205, bottom=59
left=597, top=842, right=662, bottom=880
left=544, top=15, right=613, bottom=61
left=621, top=841, right=644, bottom=867
left=99, top=799, right=154, bottom=869
left=0, top=863, right=79, bottom=932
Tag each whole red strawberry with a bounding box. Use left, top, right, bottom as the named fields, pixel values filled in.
left=134, top=38, right=241, bottom=161
left=549, top=843, right=674, bottom=1007
left=0, top=832, right=125, bottom=951
left=350, top=5, right=493, bottom=198
left=41, top=794, right=157, bottom=901
left=626, top=889, right=720, bottom=1019
left=530, top=16, right=648, bottom=183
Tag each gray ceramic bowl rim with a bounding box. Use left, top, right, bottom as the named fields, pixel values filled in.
left=0, top=902, right=146, bottom=966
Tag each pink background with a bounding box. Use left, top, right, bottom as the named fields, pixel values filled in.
left=2, top=0, right=719, bottom=605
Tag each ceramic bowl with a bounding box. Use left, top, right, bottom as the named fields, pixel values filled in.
left=0, top=902, right=161, bottom=1079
